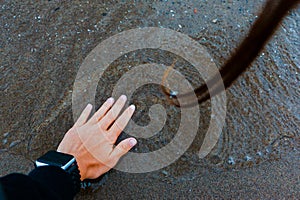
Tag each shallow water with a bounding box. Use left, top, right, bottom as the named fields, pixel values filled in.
left=1, top=0, right=299, bottom=199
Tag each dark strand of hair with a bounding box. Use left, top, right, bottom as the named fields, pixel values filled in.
left=162, top=0, right=300, bottom=107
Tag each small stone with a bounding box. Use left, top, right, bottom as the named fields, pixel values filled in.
left=9, top=140, right=21, bottom=148
left=245, top=155, right=252, bottom=161
left=2, top=139, right=7, bottom=145
left=161, top=170, right=168, bottom=176
left=228, top=156, right=235, bottom=165
left=4, top=132, right=10, bottom=137
left=212, top=18, right=218, bottom=23
left=170, top=90, right=178, bottom=98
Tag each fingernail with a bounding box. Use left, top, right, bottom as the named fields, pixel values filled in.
left=120, top=95, right=127, bottom=100
left=129, top=138, right=137, bottom=147
left=86, top=104, right=92, bottom=109
left=107, top=97, right=114, bottom=103
left=129, top=105, right=135, bottom=111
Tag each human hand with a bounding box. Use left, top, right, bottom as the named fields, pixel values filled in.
left=57, top=95, right=137, bottom=180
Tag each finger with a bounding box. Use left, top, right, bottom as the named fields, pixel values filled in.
left=110, top=138, right=137, bottom=160
left=99, top=95, right=127, bottom=130
left=90, top=97, right=114, bottom=124
left=108, top=105, right=135, bottom=142
left=74, top=104, right=92, bottom=127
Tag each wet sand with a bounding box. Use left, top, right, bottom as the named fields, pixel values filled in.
left=1, top=0, right=299, bottom=199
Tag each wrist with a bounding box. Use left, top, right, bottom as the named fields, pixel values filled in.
left=57, top=146, right=88, bottom=181
left=73, top=153, right=87, bottom=181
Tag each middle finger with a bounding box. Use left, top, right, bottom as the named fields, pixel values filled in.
left=99, top=95, right=127, bottom=130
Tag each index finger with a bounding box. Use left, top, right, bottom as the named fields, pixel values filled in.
left=74, top=104, right=93, bottom=127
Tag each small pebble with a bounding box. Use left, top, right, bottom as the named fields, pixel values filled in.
left=2, top=139, right=7, bottom=145
left=170, top=90, right=178, bottom=98
left=245, top=155, right=252, bottom=161
left=4, top=132, right=10, bottom=137
left=228, top=156, right=235, bottom=165
left=9, top=140, right=21, bottom=148
left=162, top=170, right=168, bottom=176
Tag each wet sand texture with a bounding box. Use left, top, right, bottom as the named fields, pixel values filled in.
left=1, top=1, right=299, bottom=199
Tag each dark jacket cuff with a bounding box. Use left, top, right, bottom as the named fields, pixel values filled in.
left=28, top=166, right=77, bottom=199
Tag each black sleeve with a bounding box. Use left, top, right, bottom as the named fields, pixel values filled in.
left=0, top=166, right=77, bottom=200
